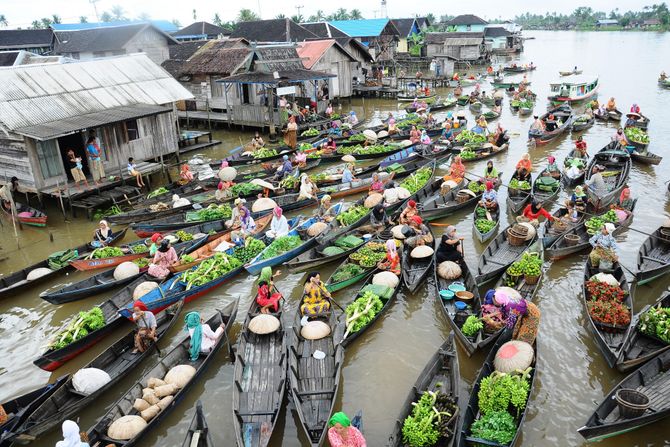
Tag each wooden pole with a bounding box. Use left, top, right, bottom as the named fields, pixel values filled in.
left=55, top=179, right=67, bottom=219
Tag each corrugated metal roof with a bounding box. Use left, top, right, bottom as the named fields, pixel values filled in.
left=296, top=40, right=336, bottom=69
left=444, top=38, right=484, bottom=46
left=14, top=104, right=170, bottom=140
left=0, top=53, right=192, bottom=134
left=328, top=19, right=392, bottom=38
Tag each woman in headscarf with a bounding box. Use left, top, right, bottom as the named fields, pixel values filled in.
left=388, top=117, right=398, bottom=135
left=348, top=111, right=359, bottom=126
left=606, top=97, right=617, bottom=111
left=378, top=239, right=400, bottom=275
left=256, top=267, right=282, bottom=314
left=614, top=127, right=628, bottom=146
left=294, top=149, right=307, bottom=168
left=149, top=233, right=163, bottom=256
left=301, top=272, right=331, bottom=317
left=435, top=225, right=464, bottom=264
left=297, top=173, right=318, bottom=201
left=480, top=181, right=498, bottom=210
left=226, top=198, right=248, bottom=229
left=614, top=186, right=634, bottom=211
left=327, top=412, right=366, bottom=447
left=409, top=125, right=421, bottom=144
left=420, top=129, right=431, bottom=145
left=284, top=116, right=298, bottom=149
left=589, top=222, right=619, bottom=268
left=215, top=181, right=233, bottom=202
left=516, top=153, right=532, bottom=173
left=486, top=290, right=541, bottom=345
left=544, top=155, right=561, bottom=179
left=405, top=215, right=432, bottom=249
left=323, top=136, right=337, bottom=153
left=482, top=160, right=499, bottom=184
left=399, top=200, right=419, bottom=225
left=341, top=163, right=355, bottom=184
left=519, top=200, right=555, bottom=227
left=267, top=206, right=289, bottom=240
left=184, top=311, right=226, bottom=362
left=441, top=120, right=454, bottom=141
left=231, top=206, right=256, bottom=244
left=179, top=164, right=194, bottom=184
left=443, top=155, right=465, bottom=183
left=55, top=420, right=89, bottom=447
left=314, top=195, right=337, bottom=223
left=565, top=185, right=587, bottom=217
left=148, top=239, right=177, bottom=279
left=92, top=220, right=113, bottom=248
left=131, top=300, right=157, bottom=354
left=368, top=173, right=384, bottom=195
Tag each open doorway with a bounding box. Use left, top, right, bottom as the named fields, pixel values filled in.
left=58, top=132, right=87, bottom=181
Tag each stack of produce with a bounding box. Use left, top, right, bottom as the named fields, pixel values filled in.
left=505, top=252, right=542, bottom=285
left=455, top=130, right=487, bottom=145
left=231, top=238, right=266, bottom=264
left=175, top=230, right=194, bottom=241
left=468, top=182, right=485, bottom=194
left=585, top=210, right=618, bottom=235
left=47, top=249, right=79, bottom=270
left=346, top=133, right=367, bottom=143
left=147, top=187, right=169, bottom=199
left=475, top=219, right=496, bottom=234
left=349, top=242, right=387, bottom=268
left=401, top=389, right=458, bottom=446
left=508, top=178, right=531, bottom=191
left=624, top=127, right=649, bottom=144
left=301, top=128, right=319, bottom=137
left=133, top=258, right=150, bottom=268
left=49, top=308, right=106, bottom=350
left=469, top=367, right=533, bottom=444
left=231, top=183, right=262, bottom=197
left=181, top=253, right=242, bottom=290
left=585, top=276, right=630, bottom=329
left=131, top=245, right=149, bottom=254
left=460, top=149, right=477, bottom=160
left=336, top=206, right=370, bottom=226
left=344, top=291, right=383, bottom=336
left=396, top=114, right=421, bottom=129
left=331, top=264, right=366, bottom=283
left=462, top=315, right=484, bottom=337
left=253, top=148, right=278, bottom=158
left=260, top=235, right=303, bottom=260
left=638, top=306, right=670, bottom=344
left=93, top=205, right=122, bottom=220
left=91, top=247, right=124, bottom=259
left=185, top=204, right=232, bottom=222
left=400, top=167, right=432, bottom=194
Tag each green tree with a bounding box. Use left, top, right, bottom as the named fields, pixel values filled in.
left=192, top=9, right=197, bottom=21
left=0, top=14, right=7, bottom=27
left=213, top=13, right=223, bottom=27
left=40, top=18, right=52, bottom=28
left=291, top=14, right=303, bottom=23
left=100, top=11, right=113, bottom=22
left=51, top=14, right=61, bottom=24
left=425, top=13, right=435, bottom=24
left=330, top=8, right=349, bottom=20
left=110, top=5, right=126, bottom=21
left=237, top=8, right=260, bottom=22
left=31, top=20, right=41, bottom=29
left=275, top=14, right=286, bottom=19
left=349, top=9, right=363, bottom=20
left=171, top=19, right=181, bottom=28
left=308, top=10, right=325, bottom=22
left=79, top=15, right=88, bottom=23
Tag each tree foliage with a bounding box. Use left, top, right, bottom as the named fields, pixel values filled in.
left=237, top=8, right=260, bottom=22
left=514, top=3, right=670, bottom=29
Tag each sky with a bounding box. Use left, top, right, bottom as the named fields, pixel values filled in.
left=1, top=0, right=653, bottom=28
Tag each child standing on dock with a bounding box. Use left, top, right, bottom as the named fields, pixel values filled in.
left=86, top=136, right=105, bottom=186
left=127, top=157, right=145, bottom=188
left=66, top=149, right=89, bottom=191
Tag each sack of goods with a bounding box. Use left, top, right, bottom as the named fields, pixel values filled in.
left=410, top=245, right=434, bottom=259
left=372, top=271, right=400, bottom=288
left=438, top=261, right=462, bottom=280
left=307, top=221, right=328, bottom=237
left=391, top=224, right=408, bottom=240
left=301, top=320, right=331, bottom=340
left=248, top=314, right=281, bottom=335
left=114, top=262, right=140, bottom=280
left=72, top=368, right=112, bottom=394
left=364, top=193, right=383, bottom=208
left=494, top=340, right=534, bottom=374
left=133, top=281, right=159, bottom=300
left=252, top=197, right=277, bottom=213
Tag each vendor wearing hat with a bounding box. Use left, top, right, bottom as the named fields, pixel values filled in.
left=405, top=215, right=432, bottom=249
left=226, top=198, right=248, bottom=229
left=588, top=222, right=618, bottom=268
left=347, top=110, right=359, bottom=126
left=149, top=233, right=163, bottom=256
left=327, top=411, right=366, bottom=447
left=131, top=300, right=157, bottom=354
left=399, top=199, right=419, bottom=225
left=274, top=155, right=294, bottom=181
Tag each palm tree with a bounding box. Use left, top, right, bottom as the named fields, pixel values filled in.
left=51, top=14, right=61, bottom=24
left=100, top=11, right=113, bottom=22
left=349, top=9, right=363, bottom=20
left=110, top=5, right=126, bottom=21
left=79, top=15, right=88, bottom=23
left=237, top=8, right=260, bottom=22
left=291, top=14, right=304, bottom=23
left=213, top=13, right=223, bottom=27
left=0, top=15, right=7, bottom=27
left=275, top=14, right=286, bottom=19
left=31, top=20, right=41, bottom=29
left=315, top=10, right=325, bottom=21
left=40, top=18, right=52, bottom=28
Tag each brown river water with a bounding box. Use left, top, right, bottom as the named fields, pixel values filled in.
left=1, top=30, right=670, bottom=446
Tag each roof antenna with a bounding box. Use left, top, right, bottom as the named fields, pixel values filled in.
left=381, top=0, right=388, bottom=18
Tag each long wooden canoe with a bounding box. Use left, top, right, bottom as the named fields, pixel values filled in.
left=287, top=229, right=368, bottom=273
left=541, top=208, right=584, bottom=249
left=182, top=401, right=214, bottom=447
left=39, top=268, right=145, bottom=305
left=1, top=201, right=47, bottom=227
left=387, top=334, right=460, bottom=447
left=472, top=204, right=499, bottom=243
left=635, top=227, right=670, bottom=285
left=325, top=255, right=377, bottom=294
left=401, top=223, right=434, bottom=293
left=528, top=103, right=573, bottom=145
left=86, top=302, right=238, bottom=447
left=9, top=302, right=182, bottom=443
left=561, top=149, right=589, bottom=186
left=630, top=149, right=662, bottom=165
left=584, top=143, right=631, bottom=212
left=531, top=170, right=561, bottom=206
left=233, top=291, right=286, bottom=447
left=476, top=226, right=537, bottom=285
left=506, top=172, right=533, bottom=215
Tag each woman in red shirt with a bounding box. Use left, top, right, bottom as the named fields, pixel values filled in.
left=575, top=136, right=588, bottom=157
left=518, top=200, right=556, bottom=227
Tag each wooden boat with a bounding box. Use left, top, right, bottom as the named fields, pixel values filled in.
left=630, top=149, right=662, bottom=165
left=506, top=173, right=533, bottom=215
left=9, top=302, right=183, bottom=444
left=168, top=213, right=272, bottom=273
left=287, top=296, right=344, bottom=447
left=182, top=401, right=214, bottom=447
left=542, top=208, right=584, bottom=249
left=460, top=143, right=509, bottom=163
left=503, top=65, right=536, bottom=73
left=531, top=170, right=561, bottom=206
left=635, top=226, right=670, bottom=285
left=559, top=69, right=583, bottom=76
left=435, top=258, right=499, bottom=356
left=624, top=112, right=650, bottom=130
left=86, top=302, right=238, bottom=447
left=287, top=228, right=368, bottom=273
left=40, top=268, right=146, bottom=305
left=384, top=159, right=437, bottom=217
left=419, top=178, right=492, bottom=221
left=397, top=93, right=436, bottom=102
left=401, top=224, right=434, bottom=293
left=561, top=149, right=589, bottom=186
left=341, top=261, right=402, bottom=347
left=325, top=251, right=377, bottom=294
left=458, top=330, right=537, bottom=447
left=578, top=348, right=670, bottom=441
left=315, top=201, right=371, bottom=245
left=1, top=201, right=47, bottom=227
left=491, top=81, right=531, bottom=89
left=584, top=143, right=631, bottom=212
left=617, top=292, right=670, bottom=373
left=473, top=204, right=499, bottom=243
left=456, top=95, right=470, bottom=106
left=469, top=101, right=483, bottom=113
left=233, top=290, right=286, bottom=447
left=528, top=103, right=574, bottom=144
left=572, top=115, right=595, bottom=131
left=0, top=376, right=69, bottom=444
left=131, top=182, right=208, bottom=210
left=476, top=226, right=537, bottom=284
left=33, top=274, right=165, bottom=371
left=69, top=236, right=206, bottom=271
left=595, top=108, right=622, bottom=121
left=245, top=212, right=342, bottom=275
left=482, top=110, right=500, bottom=120
left=548, top=75, right=599, bottom=104
left=546, top=205, right=635, bottom=261
left=582, top=260, right=633, bottom=368
left=224, top=147, right=297, bottom=167
left=429, top=96, right=458, bottom=111
left=387, top=334, right=460, bottom=447
left=659, top=77, right=670, bottom=88
left=0, top=228, right=127, bottom=300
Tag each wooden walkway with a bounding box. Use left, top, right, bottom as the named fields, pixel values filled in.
left=352, top=85, right=400, bottom=99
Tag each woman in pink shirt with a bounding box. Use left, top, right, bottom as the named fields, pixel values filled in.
left=327, top=412, right=366, bottom=447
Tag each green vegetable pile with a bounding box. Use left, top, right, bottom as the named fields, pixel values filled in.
left=402, top=389, right=458, bottom=447
left=462, top=315, right=483, bottom=337
left=180, top=254, right=195, bottom=263
left=48, top=249, right=79, bottom=270
left=260, top=235, right=303, bottom=260
left=181, top=253, right=242, bottom=290
left=147, top=187, right=169, bottom=199
left=133, top=258, right=150, bottom=268
left=468, top=182, right=485, bottom=194
left=280, top=176, right=300, bottom=189
left=175, top=230, right=194, bottom=241
left=400, top=167, right=433, bottom=194
left=231, top=238, right=266, bottom=263
left=299, top=142, right=313, bottom=151
left=478, top=368, right=532, bottom=417
left=396, top=113, right=421, bottom=129
left=585, top=210, right=618, bottom=235
left=346, top=133, right=367, bottom=143
left=231, top=182, right=263, bottom=197
left=455, top=130, right=487, bottom=144
left=624, top=127, right=650, bottom=144
left=93, top=205, right=122, bottom=220
left=345, top=291, right=383, bottom=334
left=470, top=411, right=518, bottom=444
left=334, top=235, right=365, bottom=249
left=186, top=204, right=233, bottom=222
left=507, top=252, right=542, bottom=278
left=50, top=307, right=105, bottom=350
left=475, top=219, right=496, bottom=234
left=253, top=148, right=278, bottom=159
left=460, top=149, right=477, bottom=160
left=339, top=144, right=397, bottom=156
left=336, top=205, right=370, bottom=226
left=349, top=242, right=387, bottom=268
left=638, top=306, right=670, bottom=344
left=131, top=245, right=149, bottom=254
left=331, top=263, right=365, bottom=283
left=301, top=128, right=320, bottom=137
left=91, top=247, right=124, bottom=259
left=509, top=178, right=531, bottom=191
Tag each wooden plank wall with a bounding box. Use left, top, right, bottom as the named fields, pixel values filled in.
left=0, top=132, right=36, bottom=189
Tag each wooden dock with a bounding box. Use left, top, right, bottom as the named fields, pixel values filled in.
left=179, top=130, right=221, bottom=154
left=352, top=85, right=400, bottom=99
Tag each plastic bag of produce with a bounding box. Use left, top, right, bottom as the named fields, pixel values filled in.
left=164, top=364, right=196, bottom=389
left=301, top=320, right=331, bottom=340
left=114, top=262, right=140, bottom=281
left=142, top=389, right=159, bottom=405
left=361, top=284, right=394, bottom=300
left=396, top=187, right=411, bottom=200
left=438, top=261, right=462, bottom=280
left=72, top=368, right=111, bottom=394
left=27, top=267, right=52, bottom=281
left=148, top=377, right=166, bottom=389
left=133, top=398, right=150, bottom=412
left=589, top=272, right=619, bottom=286
left=391, top=224, right=407, bottom=240
left=107, top=415, right=147, bottom=440
left=615, top=209, right=628, bottom=222
left=364, top=193, right=383, bottom=208
left=307, top=222, right=328, bottom=237
left=154, top=383, right=178, bottom=398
